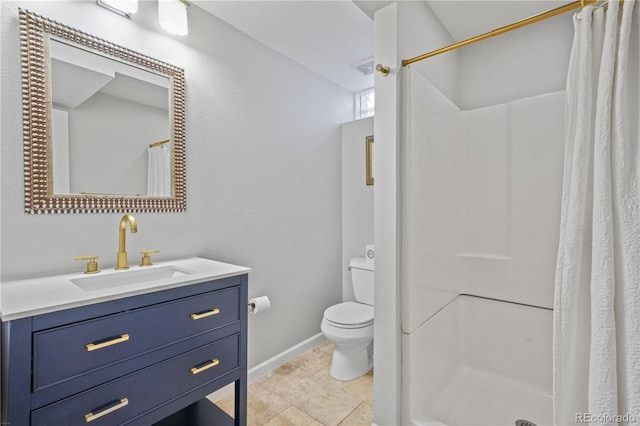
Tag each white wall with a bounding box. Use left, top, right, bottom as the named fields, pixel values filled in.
left=372, top=4, right=400, bottom=425
left=341, top=117, right=374, bottom=301
left=399, top=1, right=458, bottom=106
left=457, top=9, right=574, bottom=110
left=0, top=0, right=352, bottom=369
left=372, top=2, right=458, bottom=424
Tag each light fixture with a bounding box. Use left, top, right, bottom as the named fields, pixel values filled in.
left=158, top=0, right=189, bottom=36
left=96, top=0, right=138, bottom=18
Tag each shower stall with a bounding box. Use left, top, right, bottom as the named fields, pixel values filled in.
left=401, top=68, right=564, bottom=426
left=387, top=2, right=583, bottom=423
left=374, top=1, right=638, bottom=424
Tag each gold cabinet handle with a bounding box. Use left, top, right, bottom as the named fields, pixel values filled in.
left=85, top=334, right=130, bottom=351
left=190, top=358, right=220, bottom=375
left=190, top=308, right=220, bottom=320
left=84, top=398, right=128, bottom=422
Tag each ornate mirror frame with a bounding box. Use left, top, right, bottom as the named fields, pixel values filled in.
left=19, top=9, right=186, bottom=214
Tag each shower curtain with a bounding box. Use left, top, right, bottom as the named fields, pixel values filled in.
left=553, top=0, right=639, bottom=424
left=147, top=145, right=171, bottom=197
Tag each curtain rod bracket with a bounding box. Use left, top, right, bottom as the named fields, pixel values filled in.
left=376, top=64, right=390, bottom=77
left=149, top=139, right=171, bottom=148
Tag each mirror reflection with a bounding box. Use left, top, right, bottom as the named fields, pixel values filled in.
left=50, top=38, right=172, bottom=197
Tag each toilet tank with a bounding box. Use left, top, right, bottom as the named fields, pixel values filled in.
left=349, top=258, right=374, bottom=306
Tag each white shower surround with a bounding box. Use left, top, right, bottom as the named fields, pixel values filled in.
left=405, top=296, right=553, bottom=426
left=372, top=1, right=580, bottom=422
left=401, top=67, right=566, bottom=425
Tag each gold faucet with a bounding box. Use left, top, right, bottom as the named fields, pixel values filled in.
left=116, top=214, right=138, bottom=270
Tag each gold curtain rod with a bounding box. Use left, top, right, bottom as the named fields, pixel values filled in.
left=149, top=139, right=170, bottom=148
left=402, top=0, right=600, bottom=67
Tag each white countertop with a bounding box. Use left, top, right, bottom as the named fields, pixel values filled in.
left=0, top=257, right=251, bottom=321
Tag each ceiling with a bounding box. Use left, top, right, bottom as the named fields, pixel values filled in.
left=194, top=0, right=375, bottom=93
left=194, top=0, right=574, bottom=94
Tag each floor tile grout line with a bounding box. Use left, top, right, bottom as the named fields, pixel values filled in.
left=260, top=366, right=327, bottom=423
left=289, top=401, right=331, bottom=426
left=337, top=400, right=368, bottom=426
left=336, top=403, right=360, bottom=426
left=261, top=404, right=293, bottom=426
left=251, top=381, right=293, bottom=426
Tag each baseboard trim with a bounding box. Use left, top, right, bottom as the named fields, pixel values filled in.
left=207, top=332, right=326, bottom=402
left=248, top=332, right=326, bottom=382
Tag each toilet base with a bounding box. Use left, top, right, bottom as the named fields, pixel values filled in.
left=329, top=340, right=373, bottom=381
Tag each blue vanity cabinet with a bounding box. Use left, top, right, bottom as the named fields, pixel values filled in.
left=1, top=274, right=248, bottom=426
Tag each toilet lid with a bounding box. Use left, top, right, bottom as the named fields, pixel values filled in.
left=324, top=302, right=373, bottom=327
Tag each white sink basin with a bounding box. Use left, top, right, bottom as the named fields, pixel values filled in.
left=1, top=257, right=251, bottom=321
left=71, top=265, right=194, bottom=291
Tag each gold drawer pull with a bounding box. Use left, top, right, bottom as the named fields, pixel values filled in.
left=85, top=334, right=130, bottom=351
left=190, top=308, right=220, bottom=320
left=84, top=398, right=128, bottom=422
left=190, top=358, right=220, bottom=375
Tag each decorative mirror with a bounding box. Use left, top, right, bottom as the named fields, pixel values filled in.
left=19, top=9, right=186, bottom=214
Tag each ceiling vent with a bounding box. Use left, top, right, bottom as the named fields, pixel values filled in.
left=352, top=58, right=375, bottom=75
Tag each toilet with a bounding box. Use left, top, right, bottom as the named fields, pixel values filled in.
left=321, top=257, right=374, bottom=381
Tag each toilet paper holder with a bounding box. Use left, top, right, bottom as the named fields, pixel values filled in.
left=248, top=296, right=271, bottom=314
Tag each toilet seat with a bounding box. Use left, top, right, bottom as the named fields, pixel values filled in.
left=324, top=302, right=373, bottom=329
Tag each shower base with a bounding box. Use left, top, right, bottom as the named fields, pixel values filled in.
left=403, top=295, right=553, bottom=426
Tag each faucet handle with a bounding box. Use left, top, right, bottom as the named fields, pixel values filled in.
left=140, top=250, right=160, bottom=267
left=75, top=255, right=100, bottom=274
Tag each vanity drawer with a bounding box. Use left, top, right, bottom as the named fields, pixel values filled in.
left=31, top=333, right=239, bottom=426
left=33, top=286, right=239, bottom=390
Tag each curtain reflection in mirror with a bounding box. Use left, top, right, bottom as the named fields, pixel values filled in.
left=147, top=144, right=171, bottom=197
